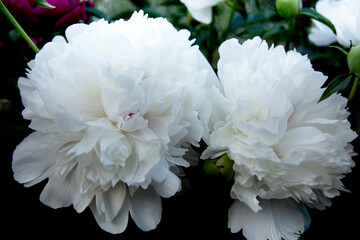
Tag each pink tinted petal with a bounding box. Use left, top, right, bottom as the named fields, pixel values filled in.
left=67, top=0, right=80, bottom=8
left=55, top=4, right=85, bottom=29
left=1, top=0, right=9, bottom=6
left=7, top=0, right=38, bottom=22
left=86, top=0, right=94, bottom=8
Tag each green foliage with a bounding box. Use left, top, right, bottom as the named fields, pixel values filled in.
left=319, top=74, right=353, bottom=102
left=33, top=0, right=55, bottom=9
left=129, top=0, right=149, bottom=8
left=85, top=7, right=108, bottom=20
left=300, top=8, right=336, bottom=34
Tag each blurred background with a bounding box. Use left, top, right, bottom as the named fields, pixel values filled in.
left=1, top=0, right=359, bottom=239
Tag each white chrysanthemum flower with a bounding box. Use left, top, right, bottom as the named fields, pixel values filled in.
left=180, top=0, right=225, bottom=24
left=201, top=37, right=357, bottom=240
left=13, top=11, right=218, bottom=234
left=308, top=0, right=360, bottom=48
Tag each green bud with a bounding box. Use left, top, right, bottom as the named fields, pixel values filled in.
left=0, top=99, right=12, bottom=112
left=276, top=0, right=302, bottom=18
left=347, top=44, right=360, bottom=76
left=203, top=154, right=235, bottom=181
left=203, top=158, right=220, bottom=177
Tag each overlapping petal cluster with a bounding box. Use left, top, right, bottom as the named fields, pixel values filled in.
left=308, top=0, right=360, bottom=48
left=201, top=37, right=357, bottom=240
left=12, top=11, right=217, bottom=233
left=180, top=0, right=225, bottom=24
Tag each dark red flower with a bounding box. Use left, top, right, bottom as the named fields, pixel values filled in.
left=1, top=0, right=94, bottom=40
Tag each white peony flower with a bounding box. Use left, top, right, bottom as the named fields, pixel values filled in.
left=201, top=37, right=357, bottom=240
left=308, top=0, right=360, bottom=48
left=180, top=0, right=225, bottom=24
left=13, top=11, right=218, bottom=234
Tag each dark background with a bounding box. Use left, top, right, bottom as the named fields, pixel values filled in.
left=2, top=126, right=359, bottom=239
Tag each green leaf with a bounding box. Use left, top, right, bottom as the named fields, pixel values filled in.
left=262, top=22, right=286, bottom=38
left=142, top=7, right=165, bottom=18
left=246, top=11, right=274, bottom=24
left=129, top=0, right=149, bottom=8
left=110, top=10, right=136, bottom=21
left=159, top=0, right=181, bottom=5
left=86, top=7, right=108, bottom=20
left=319, top=74, right=353, bottom=102
left=34, top=0, right=55, bottom=8
left=300, top=8, right=336, bottom=34
left=230, top=13, right=245, bottom=31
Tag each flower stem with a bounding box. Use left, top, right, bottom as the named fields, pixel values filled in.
left=0, top=1, right=39, bottom=53
left=348, top=75, right=359, bottom=104
left=223, top=0, right=239, bottom=39
left=285, top=18, right=295, bottom=51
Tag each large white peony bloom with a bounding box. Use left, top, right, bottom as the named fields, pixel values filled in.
left=308, top=0, right=360, bottom=48
left=201, top=37, right=357, bottom=240
left=180, top=0, right=225, bottom=24
left=13, top=11, right=218, bottom=234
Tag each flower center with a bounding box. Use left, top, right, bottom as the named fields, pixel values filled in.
left=124, top=111, right=138, bottom=121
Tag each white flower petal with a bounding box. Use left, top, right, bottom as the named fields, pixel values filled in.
left=129, top=188, right=162, bottom=231
left=228, top=199, right=304, bottom=240
left=90, top=186, right=129, bottom=234
left=65, top=22, right=89, bottom=42
left=187, top=7, right=213, bottom=24
left=152, top=171, right=181, bottom=198
left=231, top=183, right=261, bottom=213
left=40, top=167, right=93, bottom=213
left=93, top=183, right=127, bottom=222
left=12, top=132, right=54, bottom=187
left=309, top=0, right=360, bottom=48
left=18, top=77, right=55, bottom=132
left=12, top=132, right=79, bottom=187
left=180, top=0, right=225, bottom=24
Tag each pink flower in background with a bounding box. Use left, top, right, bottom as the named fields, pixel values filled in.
left=1, top=0, right=94, bottom=43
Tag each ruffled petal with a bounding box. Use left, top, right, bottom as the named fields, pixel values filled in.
left=230, top=183, right=261, bottom=213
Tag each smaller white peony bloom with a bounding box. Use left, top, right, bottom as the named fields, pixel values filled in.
left=180, top=0, right=225, bottom=24
left=201, top=37, right=357, bottom=240
left=13, top=11, right=218, bottom=234
left=308, top=0, right=360, bottom=48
